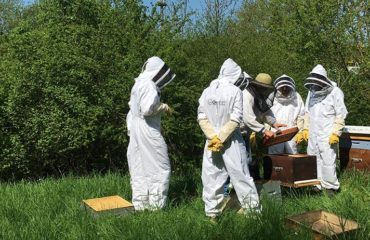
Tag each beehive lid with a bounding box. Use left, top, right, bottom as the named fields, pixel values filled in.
left=263, top=127, right=299, bottom=146
left=342, top=125, right=370, bottom=141
left=83, top=195, right=133, bottom=212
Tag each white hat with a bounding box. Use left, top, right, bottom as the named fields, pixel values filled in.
left=274, top=74, right=295, bottom=90
left=304, top=64, right=332, bottom=90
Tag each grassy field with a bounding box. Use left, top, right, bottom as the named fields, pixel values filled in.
left=0, top=169, right=369, bottom=240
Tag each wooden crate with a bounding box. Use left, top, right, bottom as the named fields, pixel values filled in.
left=263, top=127, right=299, bottom=147
left=340, top=126, right=370, bottom=171
left=83, top=195, right=134, bottom=217
left=263, top=154, right=318, bottom=187
left=286, top=210, right=359, bottom=240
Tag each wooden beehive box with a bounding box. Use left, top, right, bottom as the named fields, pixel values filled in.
left=83, top=195, right=134, bottom=217
left=263, top=127, right=299, bottom=147
left=263, top=154, right=319, bottom=187
left=286, top=210, right=359, bottom=240
left=340, top=125, right=370, bottom=171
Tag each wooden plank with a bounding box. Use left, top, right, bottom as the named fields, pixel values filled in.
left=83, top=195, right=133, bottom=212
left=263, top=127, right=299, bottom=146
left=281, top=180, right=321, bottom=188
left=341, top=134, right=370, bottom=141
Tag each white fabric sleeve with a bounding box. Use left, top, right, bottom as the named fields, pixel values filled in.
left=333, top=88, right=348, bottom=136
left=262, top=110, right=276, bottom=126
left=304, top=94, right=310, bottom=130
left=140, top=82, right=160, bottom=117
left=230, top=89, right=243, bottom=123
left=242, top=90, right=265, bottom=133
left=296, top=93, right=305, bottom=131
left=126, top=110, right=132, bottom=136
left=197, top=90, right=208, bottom=120
left=264, top=123, right=271, bottom=131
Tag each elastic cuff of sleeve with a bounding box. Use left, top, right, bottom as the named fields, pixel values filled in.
left=197, top=115, right=207, bottom=121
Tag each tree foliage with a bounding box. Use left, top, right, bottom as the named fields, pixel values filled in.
left=0, top=0, right=369, bottom=180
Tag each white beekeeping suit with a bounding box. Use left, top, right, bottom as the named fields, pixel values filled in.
left=268, top=75, right=305, bottom=154
left=198, top=58, right=259, bottom=218
left=304, top=64, right=348, bottom=192
left=126, top=56, right=174, bottom=210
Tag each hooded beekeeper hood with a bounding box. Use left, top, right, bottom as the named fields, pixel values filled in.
left=137, top=56, right=176, bottom=89
left=304, top=64, right=333, bottom=91
left=217, top=58, right=242, bottom=84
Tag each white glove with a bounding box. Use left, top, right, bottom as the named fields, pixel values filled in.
left=156, top=103, right=173, bottom=115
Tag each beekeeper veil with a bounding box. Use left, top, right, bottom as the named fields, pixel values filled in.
left=234, top=71, right=252, bottom=91
left=138, top=56, right=176, bottom=89
left=274, top=74, right=296, bottom=104
left=304, top=64, right=334, bottom=107
left=304, top=64, right=333, bottom=93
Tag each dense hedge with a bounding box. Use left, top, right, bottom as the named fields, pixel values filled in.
left=0, top=0, right=369, bottom=180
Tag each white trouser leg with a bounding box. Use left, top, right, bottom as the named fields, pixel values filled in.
left=140, top=125, right=171, bottom=210
left=308, top=136, right=322, bottom=190
left=127, top=133, right=149, bottom=210
left=319, top=141, right=340, bottom=190
left=224, top=140, right=259, bottom=210
left=202, top=148, right=229, bottom=217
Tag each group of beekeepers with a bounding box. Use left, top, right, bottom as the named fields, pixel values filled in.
left=126, top=56, right=348, bottom=221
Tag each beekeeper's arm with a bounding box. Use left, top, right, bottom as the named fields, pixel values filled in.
left=140, top=82, right=161, bottom=117
left=332, top=88, right=348, bottom=136
left=197, top=90, right=217, bottom=140
left=218, top=90, right=242, bottom=143
left=243, top=90, right=267, bottom=133
left=126, top=110, right=132, bottom=136
left=296, top=93, right=305, bottom=131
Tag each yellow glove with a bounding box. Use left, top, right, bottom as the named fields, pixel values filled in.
left=199, top=119, right=217, bottom=140
left=208, top=136, right=223, bottom=152
left=295, top=132, right=304, bottom=144
left=249, top=132, right=256, bottom=148
left=329, top=134, right=339, bottom=145
left=302, top=129, right=309, bottom=141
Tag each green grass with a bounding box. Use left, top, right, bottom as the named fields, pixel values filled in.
left=0, top=170, right=369, bottom=240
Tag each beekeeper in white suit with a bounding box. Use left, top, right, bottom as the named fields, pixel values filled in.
left=302, top=64, right=347, bottom=195
left=126, top=56, right=175, bottom=210
left=242, top=73, right=286, bottom=179
left=268, top=75, right=305, bottom=154
left=198, top=58, right=259, bottom=220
